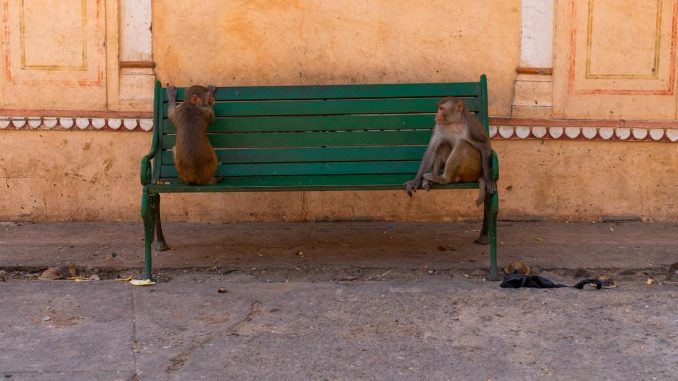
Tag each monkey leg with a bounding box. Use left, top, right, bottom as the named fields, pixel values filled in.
left=474, top=179, right=491, bottom=245
left=141, top=190, right=156, bottom=281
left=442, top=141, right=481, bottom=183
left=151, top=194, right=170, bottom=251
left=422, top=172, right=449, bottom=184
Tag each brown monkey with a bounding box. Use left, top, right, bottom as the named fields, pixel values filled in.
left=422, top=140, right=485, bottom=205
left=167, top=84, right=220, bottom=185
left=404, top=97, right=496, bottom=199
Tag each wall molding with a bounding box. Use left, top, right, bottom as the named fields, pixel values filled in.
left=1, top=114, right=678, bottom=141
left=490, top=117, right=678, bottom=142
left=0, top=115, right=153, bottom=131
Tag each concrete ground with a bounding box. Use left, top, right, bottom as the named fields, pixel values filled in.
left=0, top=220, right=677, bottom=380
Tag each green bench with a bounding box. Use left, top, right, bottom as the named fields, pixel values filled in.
left=140, top=75, right=499, bottom=281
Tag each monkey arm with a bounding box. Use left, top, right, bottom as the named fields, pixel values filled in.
left=167, top=85, right=177, bottom=117
left=403, top=146, right=436, bottom=197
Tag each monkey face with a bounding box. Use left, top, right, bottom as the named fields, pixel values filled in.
left=435, top=97, right=465, bottom=124
left=435, top=101, right=450, bottom=124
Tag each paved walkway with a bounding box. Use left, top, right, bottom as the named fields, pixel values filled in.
left=0, top=221, right=677, bottom=380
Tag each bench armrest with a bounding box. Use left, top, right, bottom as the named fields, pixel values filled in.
left=491, top=150, right=499, bottom=182
left=140, top=151, right=155, bottom=186
left=141, top=80, right=164, bottom=186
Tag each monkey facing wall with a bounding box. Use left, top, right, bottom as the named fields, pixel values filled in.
left=167, top=85, right=220, bottom=185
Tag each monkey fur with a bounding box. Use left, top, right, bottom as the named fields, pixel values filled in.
left=167, top=85, right=220, bottom=185
left=404, top=97, right=496, bottom=204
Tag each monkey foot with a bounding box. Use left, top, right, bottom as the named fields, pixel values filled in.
left=474, top=235, right=490, bottom=245
left=154, top=241, right=170, bottom=251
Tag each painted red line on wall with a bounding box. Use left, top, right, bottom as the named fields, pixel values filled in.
left=490, top=117, right=678, bottom=128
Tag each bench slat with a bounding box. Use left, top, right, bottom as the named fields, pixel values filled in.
left=168, top=82, right=482, bottom=102
left=149, top=174, right=479, bottom=192
left=161, top=114, right=436, bottom=133
left=161, top=130, right=432, bottom=149
left=162, top=98, right=479, bottom=117
left=160, top=160, right=421, bottom=177
left=160, top=146, right=427, bottom=164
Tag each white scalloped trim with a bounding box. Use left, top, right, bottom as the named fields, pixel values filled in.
left=531, top=126, right=547, bottom=138
left=649, top=129, right=664, bottom=141
left=12, top=118, right=26, bottom=128
left=498, top=126, right=514, bottom=138
left=615, top=128, right=631, bottom=140
left=108, top=119, right=122, bottom=130
left=582, top=127, right=597, bottom=139
left=123, top=119, right=138, bottom=130
left=515, top=126, right=530, bottom=139
left=28, top=118, right=42, bottom=129
left=548, top=126, right=563, bottom=139
left=487, top=125, right=677, bottom=142
left=489, top=125, right=497, bottom=138
left=76, top=118, right=90, bottom=130
left=599, top=128, right=614, bottom=140
left=565, top=127, right=580, bottom=139
left=0, top=116, right=153, bottom=131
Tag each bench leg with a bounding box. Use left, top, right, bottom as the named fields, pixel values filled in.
left=152, top=194, right=170, bottom=251
left=486, top=190, right=499, bottom=281
left=141, top=190, right=155, bottom=281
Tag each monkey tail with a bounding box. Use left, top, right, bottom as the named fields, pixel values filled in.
left=476, top=178, right=487, bottom=206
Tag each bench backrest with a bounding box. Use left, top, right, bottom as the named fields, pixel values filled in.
left=151, top=76, right=488, bottom=189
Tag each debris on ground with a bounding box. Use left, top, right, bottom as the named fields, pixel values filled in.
left=334, top=275, right=358, bottom=282
left=573, top=268, right=591, bottom=278
left=38, top=267, right=63, bottom=280
left=669, top=262, right=678, bottom=280
left=0, top=270, right=5, bottom=282
left=503, top=260, right=531, bottom=275
left=218, top=288, right=228, bottom=293
left=71, top=274, right=100, bottom=282
left=598, top=274, right=618, bottom=289
left=296, top=251, right=304, bottom=257
left=68, top=263, right=78, bottom=278
left=437, top=244, right=457, bottom=251
left=646, top=278, right=655, bottom=285
left=129, top=279, right=155, bottom=286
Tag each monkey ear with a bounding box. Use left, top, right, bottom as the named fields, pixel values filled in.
left=190, top=94, right=200, bottom=105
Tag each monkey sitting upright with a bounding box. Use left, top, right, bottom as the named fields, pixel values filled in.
left=167, top=84, right=221, bottom=185
left=404, top=96, right=496, bottom=204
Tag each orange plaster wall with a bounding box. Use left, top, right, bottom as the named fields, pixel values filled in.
left=152, top=0, right=521, bottom=116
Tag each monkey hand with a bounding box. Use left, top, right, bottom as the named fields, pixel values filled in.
left=403, top=179, right=420, bottom=197
left=485, top=179, right=497, bottom=195
left=422, top=179, right=432, bottom=191
left=207, top=85, right=216, bottom=96
left=167, top=85, right=176, bottom=101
